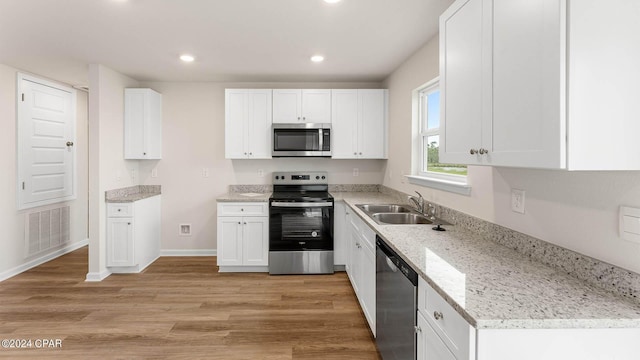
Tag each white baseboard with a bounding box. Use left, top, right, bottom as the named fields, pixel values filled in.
left=0, top=239, right=88, bottom=282
left=85, top=269, right=111, bottom=282
left=160, top=249, right=217, bottom=256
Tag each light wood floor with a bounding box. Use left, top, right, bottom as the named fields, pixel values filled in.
left=0, top=247, right=381, bottom=359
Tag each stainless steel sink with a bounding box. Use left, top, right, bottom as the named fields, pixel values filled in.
left=371, top=213, right=433, bottom=225
left=356, top=204, right=413, bottom=213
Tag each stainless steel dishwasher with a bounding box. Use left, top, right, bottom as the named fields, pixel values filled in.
left=376, top=235, right=418, bottom=360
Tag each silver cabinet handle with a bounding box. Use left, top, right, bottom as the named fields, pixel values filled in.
left=433, top=311, right=444, bottom=320
left=238, top=222, right=241, bottom=224
left=240, top=208, right=244, bottom=211
left=479, top=148, right=489, bottom=155
left=354, top=152, right=357, bottom=155
left=66, top=141, right=74, bottom=147
left=127, top=222, right=131, bottom=225
left=470, top=149, right=478, bottom=155
left=243, top=222, right=247, bottom=225
left=414, top=325, right=422, bottom=333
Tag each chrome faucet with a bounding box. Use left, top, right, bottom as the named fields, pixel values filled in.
left=426, top=203, right=437, bottom=220
left=408, top=191, right=424, bottom=213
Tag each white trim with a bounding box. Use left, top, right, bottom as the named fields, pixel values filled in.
left=85, top=270, right=111, bottom=282
left=406, top=175, right=471, bottom=196
left=160, top=249, right=217, bottom=257
left=218, top=266, right=268, bottom=273
left=0, top=239, right=88, bottom=282
left=16, top=72, right=78, bottom=210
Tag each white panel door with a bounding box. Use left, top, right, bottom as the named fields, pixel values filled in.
left=272, top=89, right=301, bottom=123
left=358, top=89, right=386, bottom=159
left=217, top=217, right=244, bottom=266
left=361, top=243, right=376, bottom=335
left=124, top=90, right=147, bottom=159
left=440, top=0, right=488, bottom=165
left=247, top=90, right=272, bottom=159
left=417, top=313, right=457, bottom=360
left=225, top=89, right=248, bottom=159
left=491, top=0, right=564, bottom=168
left=18, top=74, right=76, bottom=210
left=107, top=217, right=135, bottom=267
left=331, top=90, right=358, bottom=159
left=242, top=217, right=269, bottom=266
left=302, top=89, right=331, bottom=123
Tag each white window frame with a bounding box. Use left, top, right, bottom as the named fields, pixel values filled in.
left=407, top=77, right=471, bottom=196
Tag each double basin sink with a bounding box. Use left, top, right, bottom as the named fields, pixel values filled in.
left=356, top=204, right=449, bottom=226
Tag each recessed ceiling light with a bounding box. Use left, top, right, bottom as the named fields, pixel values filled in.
left=180, top=54, right=195, bottom=63
left=311, top=55, right=325, bottom=63
left=323, top=0, right=342, bottom=3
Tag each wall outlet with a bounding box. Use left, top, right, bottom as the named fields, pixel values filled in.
left=511, top=189, right=526, bottom=214
left=353, top=168, right=359, bottom=177
left=130, top=168, right=136, bottom=182
left=116, top=170, right=122, bottom=181
left=257, top=169, right=264, bottom=177
left=179, top=224, right=192, bottom=236
left=151, top=168, right=158, bottom=178
left=202, top=168, right=210, bottom=178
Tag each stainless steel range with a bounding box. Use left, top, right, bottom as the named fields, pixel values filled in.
left=268, top=171, right=334, bottom=275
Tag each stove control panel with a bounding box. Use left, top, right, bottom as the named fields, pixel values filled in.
left=273, top=171, right=328, bottom=185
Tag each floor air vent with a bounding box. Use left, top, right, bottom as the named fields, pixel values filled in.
left=25, top=206, right=70, bottom=257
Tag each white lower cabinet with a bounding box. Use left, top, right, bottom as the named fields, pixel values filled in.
left=216, top=202, right=269, bottom=272
left=106, top=196, right=161, bottom=273
left=417, top=277, right=475, bottom=360
left=346, top=210, right=376, bottom=336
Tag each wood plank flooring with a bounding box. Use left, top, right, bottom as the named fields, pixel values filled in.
left=0, top=247, right=381, bottom=359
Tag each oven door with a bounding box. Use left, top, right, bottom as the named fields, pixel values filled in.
left=269, top=201, right=334, bottom=251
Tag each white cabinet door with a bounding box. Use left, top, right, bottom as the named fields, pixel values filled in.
left=217, top=216, right=244, bottom=266
left=417, top=312, right=457, bottom=360
left=440, top=0, right=489, bottom=165
left=225, top=89, right=273, bottom=159
left=242, top=216, right=269, bottom=266
left=331, top=90, right=358, bottom=158
left=302, top=89, right=331, bottom=123
left=348, top=222, right=362, bottom=294
left=358, top=89, right=387, bottom=159
left=225, top=89, right=248, bottom=159
left=107, top=217, right=134, bottom=267
left=490, top=0, right=564, bottom=168
left=247, top=90, right=272, bottom=159
left=361, top=242, right=376, bottom=336
left=124, top=88, right=162, bottom=160
left=272, top=89, right=301, bottom=123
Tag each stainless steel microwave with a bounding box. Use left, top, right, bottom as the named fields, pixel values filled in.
left=272, top=123, right=331, bottom=157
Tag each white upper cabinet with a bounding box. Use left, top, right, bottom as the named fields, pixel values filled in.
left=124, top=88, right=162, bottom=160
left=225, top=89, right=272, bottom=159
left=272, top=89, right=331, bottom=123
left=331, top=89, right=387, bottom=159
left=440, top=0, right=640, bottom=170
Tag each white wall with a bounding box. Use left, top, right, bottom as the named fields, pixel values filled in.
left=0, top=63, right=88, bottom=278
left=137, top=81, right=385, bottom=251
left=87, top=64, right=140, bottom=277
left=382, top=36, right=640, bottom=274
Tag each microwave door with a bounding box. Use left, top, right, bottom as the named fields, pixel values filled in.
left=273, top=129, right=322, bottom=156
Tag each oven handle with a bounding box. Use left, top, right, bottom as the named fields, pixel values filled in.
left=271, top=202, right=333, bottom=208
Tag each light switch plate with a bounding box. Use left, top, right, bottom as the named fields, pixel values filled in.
left=511, top=189, right=526, bottom=214
left=619, top=206, right=640, bottom=244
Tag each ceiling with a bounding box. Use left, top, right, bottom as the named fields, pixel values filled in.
left=0, top=0, right=453, bottom=86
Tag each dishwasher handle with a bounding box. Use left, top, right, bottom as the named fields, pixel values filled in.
left=376, top=235, right=418, bottom=286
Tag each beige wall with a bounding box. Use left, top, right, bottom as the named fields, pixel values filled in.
left=138, top=81, right=385, bottom=251
left=382, top=36, right=640, bottom=274
left=0, top=63, right=89, bottom=278
left=88, top=64, right=140, bottom=277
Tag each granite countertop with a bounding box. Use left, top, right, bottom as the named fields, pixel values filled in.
left=336, top=192, right=640, bottom=330
left=105, top=185, right=161, bottom=203
left=216, top=192, right=272, bottom=202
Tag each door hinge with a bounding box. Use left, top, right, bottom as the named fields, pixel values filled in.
left=22, top=182, right=25, bottom=190
left=21, top=93, right=25, bottom=102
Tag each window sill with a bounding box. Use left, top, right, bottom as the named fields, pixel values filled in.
left=405, top=175, right=471, bottom=196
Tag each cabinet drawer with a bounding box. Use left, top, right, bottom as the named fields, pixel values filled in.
left=107, top=203, right=134, bottom=217
left=418, top=277, right=474, bottom=360
left=217, top=202, right=267, bottom=216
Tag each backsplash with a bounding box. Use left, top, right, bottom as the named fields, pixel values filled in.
left=379, top=186, right=640, bottom=303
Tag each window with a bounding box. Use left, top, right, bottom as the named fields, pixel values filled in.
left=408, top=78, right=470, bottom=195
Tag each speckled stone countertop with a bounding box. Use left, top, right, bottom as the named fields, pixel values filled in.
left=216, top=192, right=272, bottom=202
left=334, top=192, right=640, bottom=330
left=105, top=185, right=161, bottom=203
